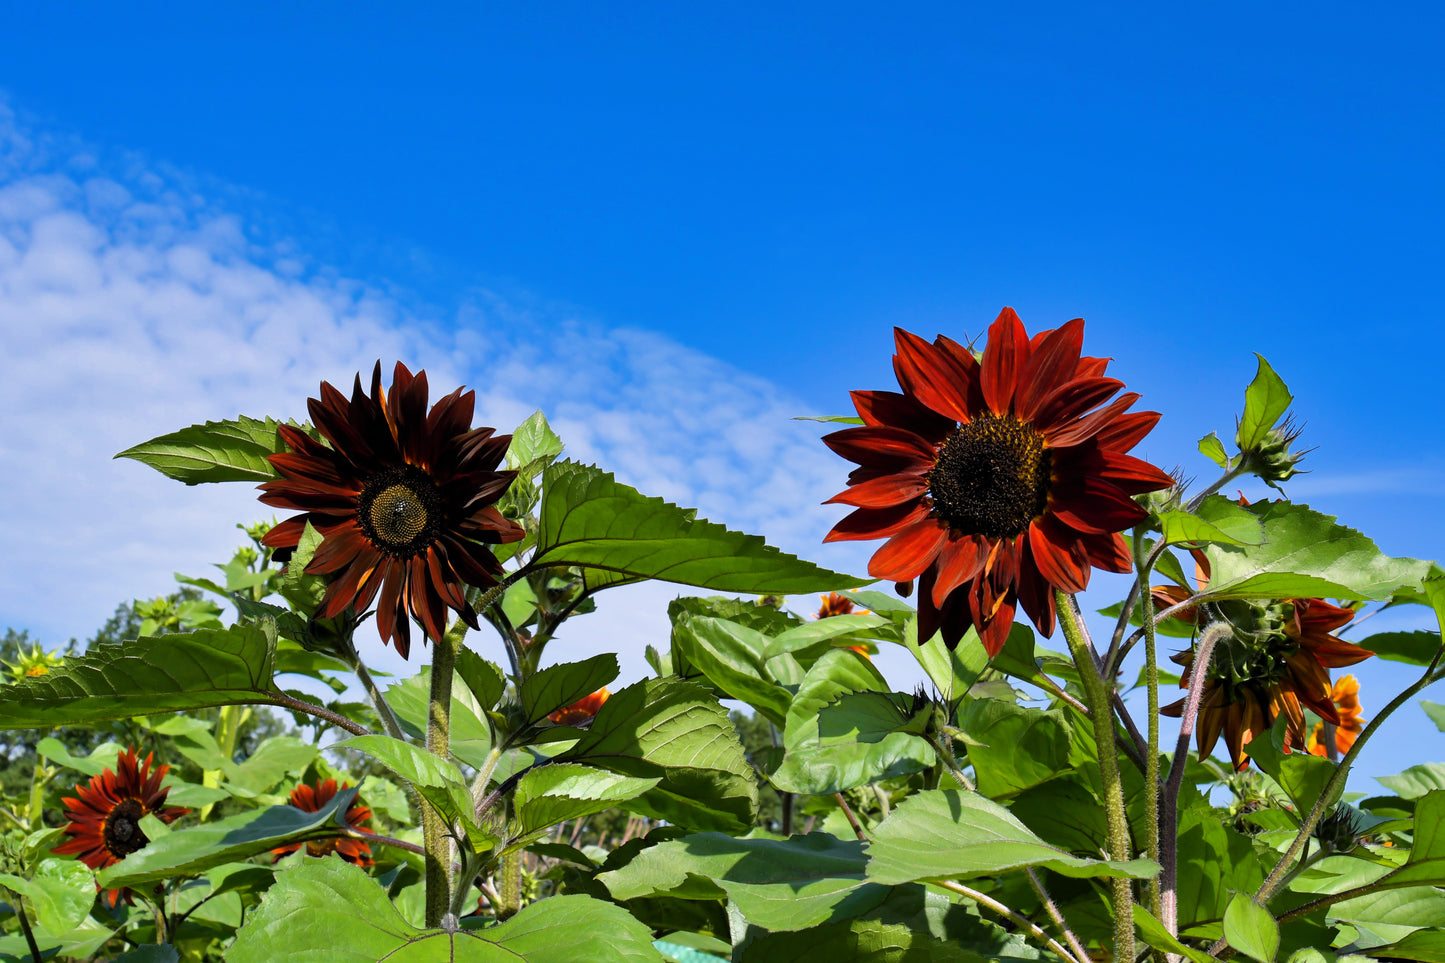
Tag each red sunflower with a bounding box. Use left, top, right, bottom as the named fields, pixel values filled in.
left=259, top=362, right=526, bottom=659
left=271, top=779, right=375, bottom=867
left=823, top=308, right=1172, bottom=655
left=52, top=748, right=188, bottom=907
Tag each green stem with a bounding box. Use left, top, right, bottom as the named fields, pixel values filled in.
left=1056, top=591, right=1135, bottom=963
left=4, top=889, right=41, bottom=963
left=1133, top=529, right=1163, bottom=923
left=423, top=618, right=464, bottom=928
left=935, top=879, right=1088, bottom=963
left=469, top=746, right=504, bottom=809
left=354, top=656, right=407, bottom=742
left=498, top=849, right=523, bottom=919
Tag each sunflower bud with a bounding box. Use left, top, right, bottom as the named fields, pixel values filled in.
left=1238, top=417, right=1309, bottom=488
left=1314, top=803, right=1367, bottom=854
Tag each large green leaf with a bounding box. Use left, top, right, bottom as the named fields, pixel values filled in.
left=957, top=699, right=1072, bottom=799
left=456, top=647, right=507, bottom=712
left=1246, top=715, right=1338, bottom=815
left=910, top=618, right=990, bottom=700
left=386, top=666, right=494, bottom=769
left=673, top=616, right=792, bottom=727
left=227, top=735, right=319, bottom=796
left=1383, top=791, right=1445, bottom=888
left=0, top=859, right=94, bottom=936
left=562, top=678, right=758, bottom=833
left=531, top=460, right=868, bottom=594
left=864, top=789, right=1158, bottom=884
left=99, top=788, right=358, bottom=888
left=1378, top=765, right=1445, bottom=800
left=1200, top=501, right=1431, bottom=602
left=116, top=415, right=301, bottom=484
left=229, top=857, right=662, bottom=962
left=772, top=649, right=934, bottom=795
left=1368, top=929, right=1445, bottom=962
left=600, top=831, right=871, bottom=932
left=1236, top=355, right=1293, bottom=452
left=1133, top=906, right=1214, bottom=963
left=1174, top=804, right=1266, bottom=927
left=0, top=625, right=277, bottom=729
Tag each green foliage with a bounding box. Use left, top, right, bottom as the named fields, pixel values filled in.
left=230, top=858, right=662, bottom=961
left=519, top=654, right=620, bottom=726
left=531, top=460, right=868, bottom=594
left=1236, top=355, right=1294, bottom=453
left=1224, top=893, right=1280, bottom=963
left=957, top=699, right=1072, bottom=798
left=116, top=415, right=304, bottom=485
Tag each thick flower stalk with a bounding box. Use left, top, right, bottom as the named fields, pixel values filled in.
left=53, top=748, right=188, bottom=907
left=823, top=308, right=1172, bottom=655
left=259, top=361, right=526, bottom=659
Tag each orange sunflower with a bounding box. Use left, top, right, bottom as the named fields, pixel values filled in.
left=1164, top=597, right=1370, bottom=769
left=822, top=308, right=1172, bottom=655
left=271, top=779, right=375, bottom=867
left=259, top=362, right=526, bottom=659
left=816, top=592, right=859, bottom=619
left=52, top=748, right=188, bottom=907
left=548, top=687, right=611, bottom=725
left=1307, top=675, right=1368, bottom=757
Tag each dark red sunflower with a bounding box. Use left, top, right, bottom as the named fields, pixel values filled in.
left=271, top=779, right=375, bottom=867
left=547, top=687, right=611, bottom=725
left=52, top=748, right=188, bottom=908
left=823, top=308, right=1173, bottom=656
left=1163, top=597, right=1370, bottom=769
left=259, top=361, right=526, bottom=659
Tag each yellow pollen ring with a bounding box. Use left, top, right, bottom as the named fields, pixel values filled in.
left=369, top=484, right=429, bottom=545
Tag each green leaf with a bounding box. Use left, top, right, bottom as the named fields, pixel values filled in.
left=1224, top=893, right=1279, bottom=963
left=0, top=625, right=277, bottom=729
left=116, top=415, right=301, bottom=484
left=765, top=614, right=897, bottom=660
left=1383, top=790, right=1445, bottom=887
left=1200, top=501, right=1431, bottom=602
left=910, top=616, right=990, bottom=700
left=563, top=678, right=758, bottom=833
left=509, top=764, right=660, bottom=852
left=37, top=738, right=122, bottom=776
left=1246, top=715, right=1338, bottom=814
left=1174, top=805, right=1267, bottom=927
left=1423, top=701, right=1445, bottom=733
left=772, top=649, right=934, bottom=795
left=865, top=789, right=1158, bottom=884
left=673, top=617, right=792, bottom=727
left=229, top=857, right=662, bottom=962
left=506, top=409, right=565, bottom=474
left=227, top=736, right=319, bottom=795
left=520, top=654, right=620, bottom=726
left=111, top=947, right=181, bottom=963
left=1329, top=885, right=1445, bottom=942
left=100, top=788, right=359, bottom=888
left=1359, top=631, right=1443, bottom=666
left=1134, top=905, right=1215, bottom=963
left=334, top=735, right=473, bottom=831
left=0, top=859, right=94, bottom=936
left=532, top=460, right=868, bottom=594
left=1368, top=929, right=1445, bottom=962
left=1199, top=431, right=1230, bottom=469
left=1158, top=495, right=1265, bottom=547
left=457, top=647, right=507, bottom=712
left=1236, top=355, right=1293, bottom=452
left=600, top=831, right=871, bottom=932
left=957, top=699, right=1072, bottom=799
left=1378, top=764, right=1445, bottom=800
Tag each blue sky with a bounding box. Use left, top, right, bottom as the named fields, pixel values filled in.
left=2, top=3, right=1443, bottom=784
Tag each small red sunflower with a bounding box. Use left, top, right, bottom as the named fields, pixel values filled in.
left=271, top=779, right=375, bottom=867
left=259, top=362, right=526, bottom=659
left=1163, top=597, right=1370, bottom=769
left=52, top=748, right=188, bottom=907
left=823, top=308, right=1172, bottom=655
left=548, top=687, right=611, bottom=725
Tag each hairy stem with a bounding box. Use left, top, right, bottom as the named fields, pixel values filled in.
left=1161, top=621, right=1229, bottom=939
left=1057, top=591, right=1134, bottom=963
left=1026, top=869, right=1092, bottom=963
left=423, top=618, right=463, bottom=927
left=354, top=656, right=406, bottom=742
left=834, top=792, right=867, bottom=842
left=267, top=692, right=370, bottom=737
left=935, top=879, right=1087, bottom=963
left=1133, top=529, right=1164, bottom=923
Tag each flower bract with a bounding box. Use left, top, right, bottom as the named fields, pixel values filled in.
left=823, top=308, right=1171, bottom=655
left=52, top=748, right=188, bottom=907
left=259, top=361, right=526, bottom=659
left=271, top=779, right=375, bottom=866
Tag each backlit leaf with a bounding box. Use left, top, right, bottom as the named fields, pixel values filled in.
left=1236, top=355, right=1292, bottom=452
left=1224, top=893, right=1279, bottom=963
left=116, top=415, right=304, bottom=485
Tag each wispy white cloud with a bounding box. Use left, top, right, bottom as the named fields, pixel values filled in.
left=0, top=103, right=880, bottom=686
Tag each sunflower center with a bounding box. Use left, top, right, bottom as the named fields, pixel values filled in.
left=102, top=798, right=149, bottom=859
left=928, top=414, right=1051, bottom=538
left=357, top=466, right=445, bottom=557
